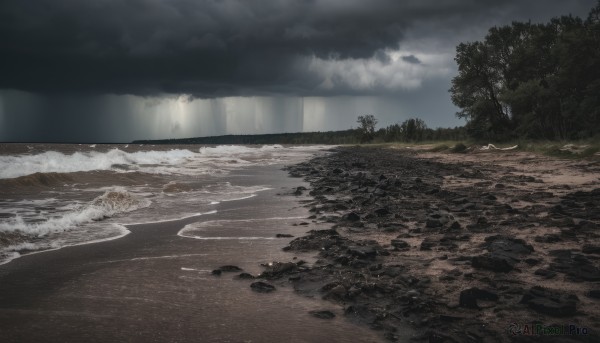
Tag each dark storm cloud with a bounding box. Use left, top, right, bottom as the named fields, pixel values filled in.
left=401, top=55, right=421, bottom=65
left=0, top=0, right=592, bottom=97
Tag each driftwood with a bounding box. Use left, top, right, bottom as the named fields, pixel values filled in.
left=480, top=144, right=519, bottom=151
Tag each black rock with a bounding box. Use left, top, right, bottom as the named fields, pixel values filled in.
left=524, top=258, right=540, bottom=266
left=391, top=239, right=410, bottom=250
left=374, top=207, right=390, bottom=216
left=261, top=262, right=298, bottom=278
left=211, top=269, right=222, bottom=276
left=380, top=266, right=403, bottom=278
left=323, top=284, right=347, bottom=301
left=484, top=235, right=534, bottom=255
left=276, top=233, right=294, bottom=238
left=459, top=288, right=499, bottom=309
left=549, top=250, right=600, bottom=281
left=534, top=234, right=561, bottom=243
left=293, top=186, right=306, bottom=195
left=534, top=269, right=557, bottom=279
left=284, top=229, right=347, bottom=252
left=236, top=273, right=255, bottom=279
left=309, top=310, right=336, bottom=319
left=471, top=235, right=534, bottom=272
left=426, top=219, right=443, bottom=228
left=520, top=286, right=578, bottom=317
left=347, top=246, right=377, bottom=259
left=582, top=245, right=600, bottom=255
left=448, top=221, right=462, bottom=231
left=420, top=238, right=437, bottom=251
left=218, top=265, right=243, bottom=272
left=466, top=216, right=489, bottom=231
left=373, top=188, right=387, bottom=197
left=250, top=281, right=276, bottom=293
left=471, top=254, right=514, bottom=273
left=587, top=290, right=600, bottom=299
left=342, top=212, right=361, bottom=222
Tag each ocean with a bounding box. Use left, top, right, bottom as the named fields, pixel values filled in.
left=0, top=144, right=326, bottom=265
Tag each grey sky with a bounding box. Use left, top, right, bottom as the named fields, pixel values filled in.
left=0, top=0, right=593, bottom=142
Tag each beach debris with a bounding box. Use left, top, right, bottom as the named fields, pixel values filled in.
left=560, top=144, right=590, bottom=152
left=480, top=144, right=518, bottom=151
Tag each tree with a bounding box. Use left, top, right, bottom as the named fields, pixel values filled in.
left=450, top=2, right=600, bottom=141
left=400, top=118, right=428, bottom=142
left=356, top=115, right=378, bottom=143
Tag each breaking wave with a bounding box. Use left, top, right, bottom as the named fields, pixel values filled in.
left=0, top=145, right=320, bottom=179
left=0, top=172, right=73, bottom=188
left=0, top=149, right=197, bottom=179
left=0, top=189, right=150, bottom=237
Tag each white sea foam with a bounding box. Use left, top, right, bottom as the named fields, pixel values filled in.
left=0, top=223, right=130, bottom=266
left=0, top=189, right=150, bottom=236
left=198, top=144, right=284, bottom=156
left=0, top=149, right=197, bottom=179
left=0, top=145, right=329, bottom=179
left=178, top=216, right=304, bottom=240
left=184, top=236, right=277, bottom=240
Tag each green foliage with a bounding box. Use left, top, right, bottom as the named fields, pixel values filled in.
left=381, top=118, right=467, bottom=143
left=356, top=115, right=378, bottom=143
left=450, top=2, right=600, bottom=141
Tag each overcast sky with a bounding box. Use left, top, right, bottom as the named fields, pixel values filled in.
left=0, top=0, right=593, bottom=142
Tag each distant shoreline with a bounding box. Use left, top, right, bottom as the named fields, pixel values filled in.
left=132, top=130, right=360, bottom=145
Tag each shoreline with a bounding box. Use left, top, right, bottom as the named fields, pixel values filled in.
left=0, top=211, right=222, bottom=267
left=0, top=163, right=384, bottom=342
left=255, top=145, right=600, bottom=342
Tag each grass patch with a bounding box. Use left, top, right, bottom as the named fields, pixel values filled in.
left=515, top=140, right=600, bottom=159
left=428, top=144, right=450, bottom=152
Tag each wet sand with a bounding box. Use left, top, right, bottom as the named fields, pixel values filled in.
left=0, top=165, right=389, bottom=342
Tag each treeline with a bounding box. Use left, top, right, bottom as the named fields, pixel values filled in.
left=451, top=3, right=600, bottom=141
left=375, top=118, right=467, bottom=142
left=133, top=130, right=360, bottom=145
left=133, top=119, right=466, bottom=145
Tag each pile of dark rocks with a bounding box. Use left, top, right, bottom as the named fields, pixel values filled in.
left=236, top=146, right=600, bottom=342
